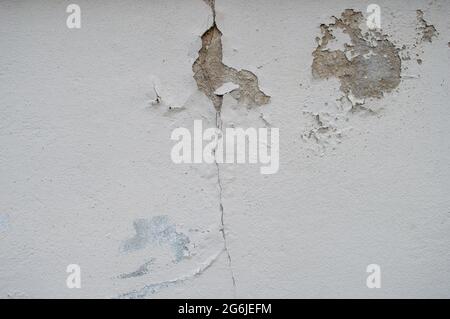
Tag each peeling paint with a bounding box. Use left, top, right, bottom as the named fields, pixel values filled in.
left=301, top=111, right=352, bottom=156
left=395, top=8, right=438, bottom=68
left=416, top=9, right=438, bottom=43
left=193, top=0, right=270, bottom=110
left=312, top=9, right=402, bottom=100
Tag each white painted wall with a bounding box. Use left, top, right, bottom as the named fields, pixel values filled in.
left=0, top=0, right=449, bottom=298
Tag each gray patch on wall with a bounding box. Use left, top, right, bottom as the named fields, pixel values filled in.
left=312, top=9, right=401, bottom=100
left=121, top=215, right=190, bottom=263
left=193, top=0, right=270, bottom=111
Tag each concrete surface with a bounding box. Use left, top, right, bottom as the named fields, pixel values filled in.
left=0, top=0, right=449, bottom=298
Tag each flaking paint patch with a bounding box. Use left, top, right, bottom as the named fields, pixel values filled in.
left=304, top=9, right=407, bottom=154
left=301, top=110, right=353, bottom=156
left=192, top=0, right=270, bottom=111
left=312, top=9, right=402, bottom=100
left=416, top=9, right=438, bottom=43
left=398, top=8, right=438, bottom=66
left=121, top=215, right=190, bottom=263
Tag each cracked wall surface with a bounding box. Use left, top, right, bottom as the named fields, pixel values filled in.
left=1, top=0, right=449, bottom=298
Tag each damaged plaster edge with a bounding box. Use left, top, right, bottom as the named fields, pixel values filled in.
left=213, top=6, right=272, bottom=103
left=416, top=9, right=438, bottom=43
left=199, top=0, right=216, bottom=38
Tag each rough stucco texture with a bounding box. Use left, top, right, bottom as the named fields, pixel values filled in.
left=1, top=0, right=449, bottom=298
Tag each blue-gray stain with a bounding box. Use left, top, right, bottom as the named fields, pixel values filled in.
left=118, top=259, right=154, bottom=279
left=0, top=213, right=9, bottom=233
left=121, top=215, right=189, bottom=263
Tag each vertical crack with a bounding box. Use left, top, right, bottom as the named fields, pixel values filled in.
left=214, top=110, right=237, bottom=294
left=195, top=0, right=239, bottom=294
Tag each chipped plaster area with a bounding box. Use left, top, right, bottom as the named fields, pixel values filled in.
left=304, top=9, right=404, bottom=153
left=303, top=6, right=441, bottom=154
left=416, top=9, right=438, bottom=43
left=312, top=9, right=402, bottom=101
left=396, top=8, right=439, bottom=67
left=192, top=0, right=270, bottom=111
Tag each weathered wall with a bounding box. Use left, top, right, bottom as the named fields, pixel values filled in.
left=0, top=0, right=449, bottom=298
